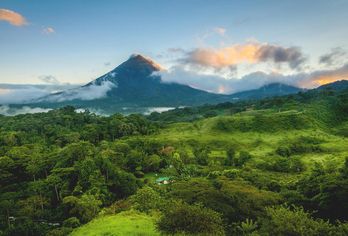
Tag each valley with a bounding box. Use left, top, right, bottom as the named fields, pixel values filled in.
left=0, top=86, right=347, bottom=235
left=1, top=1, right=348, bottom=235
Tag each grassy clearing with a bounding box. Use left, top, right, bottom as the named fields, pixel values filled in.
left=70, top=210, right=160, bottom=236
left=142, top=110, right=348, bottom=173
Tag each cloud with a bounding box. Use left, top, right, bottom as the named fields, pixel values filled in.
left=0, top=9, right=27, bottom=26
left=158, top=63, right=348, bottom=94
left=307, top=63, right=348, bottom=86
left=43, top=81, right=116, bottom=102
left=213, top=27, right=226, bottom=36
left=168, top=48, right=186, bottom=53
left=0, top=81, right=114, bottom=104
left=0, top=105, right=51, bottom=116
left=0, top=84, right=79, bottom=104
left=159, top=67, right=303, bottom=94
left=0, top=86, right=51, bottom=104
left=180, top=43, right=306, bottom=70
left=38, top=75, right=60, bottom=84
left=256, top=45, right=306, bottom=69
left=158, top=66, right=235, bottom=93
left=319, top=47, right=346, bottom=66
left=183, top=44, right=259, bottom=69
left=42, top=27, right=55, bottom=34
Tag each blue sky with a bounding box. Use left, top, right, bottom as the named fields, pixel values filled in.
left=1, top=0, right=348, bottom=88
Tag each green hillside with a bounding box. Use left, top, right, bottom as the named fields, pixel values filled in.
left=70, top=211, right=159, bottom=236
left=0, top=88, right=347, bottom=235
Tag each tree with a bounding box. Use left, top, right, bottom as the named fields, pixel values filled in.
left=63, top=194, right=101, bottom=223
left=259, top=205, right=340, bottom=236
left=107, top=169, right=138, bottom=199
left=193, top=146, right=210, bottom=166
left=0, top=156, right=14, bottom=185
left=18, top=195, right=49, bottom=219
left=130, top=186, right=164, bottom=212
left=126, top=150, right=143, bottom=172
left=225, top=147, right=235, bottom=166
left=143, top=154, right=161, bottom=172
left=171, top=152, right=185, bottom=175
left=235, top=151, right=252, bottom=167
left=157, top=201, right=225, bottom=235
left=0, top=198, right=15, bottom=228
left=340, top=157, right=348, bottom=178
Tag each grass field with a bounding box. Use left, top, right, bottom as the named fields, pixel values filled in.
left=70, top=211, right=160, bottom=236
left=72, top=109, right=348, bottom=236
left=142, top=110, right=348, bottom=169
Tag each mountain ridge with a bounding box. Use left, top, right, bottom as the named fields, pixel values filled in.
left=25, top=54, right=347, bottom=113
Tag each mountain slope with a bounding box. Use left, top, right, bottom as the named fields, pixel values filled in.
left=31, top=55, right=305, bottom=113
left=229, top=83, right=303, bottom=100
left=315, top=80, right=348, bottom=91
left=37, top=55, right=229, bottom=110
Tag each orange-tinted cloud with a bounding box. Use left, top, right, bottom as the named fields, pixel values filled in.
left=308, top=64, right=348, bottom=86
left=160, top=60, right=348, bottom=94
left=183, top=43, right=305, bottom=70
left=186, top=44, right=260, bottom=68
left=0, top=9, right=27, bottom=26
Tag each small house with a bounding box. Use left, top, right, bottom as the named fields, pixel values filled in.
left=155, top=177, right=171, bottom=185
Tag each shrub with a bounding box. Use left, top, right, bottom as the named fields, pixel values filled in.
left=267, top=180, right=281, bottom=192
left=62, top=194, right=102, bottom=223
left=223, top=169, right=239, bottom=179
left=225, top=147, right=236, bottom=166
left=235, top=151, right=252, bottom=167
left=157, top=201, right=225, bottom=235
left=134, top=170, right=144, bottom=178
left=130, top=186, right=164, bottom=212
left=259, top=205, right=335, bottom=236
left=208, top=171, right=222, bottom=179
left=276, top=146, right=291, bottom=157
left=63, top=217, right=80, bottom=228
left=193, top=146, right=210, bottom=166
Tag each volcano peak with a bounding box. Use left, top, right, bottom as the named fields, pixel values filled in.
left=126, top=54, right=164, bottom=71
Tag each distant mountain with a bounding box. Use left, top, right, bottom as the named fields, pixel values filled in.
left=228, top=83, right=304, bottom=100
left=315, top=80, right=348, bottom=91
left=35, top=55, right=228, bottom=112
left=30, top=54, right=304, bottom=113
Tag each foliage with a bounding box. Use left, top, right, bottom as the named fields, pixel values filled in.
left=259, top=205, right=348, bottom=236
left=70, top=210, right=160, bottom=236
left=1, top=88, right=348, bottom=235
left=157, top=201, right=225, bottom=235
left=130, top=186, right=164, bottom=212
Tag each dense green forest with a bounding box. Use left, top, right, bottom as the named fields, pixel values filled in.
left=0, top=88, right=348, bottom=235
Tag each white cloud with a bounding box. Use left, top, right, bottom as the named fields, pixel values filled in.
left=42, top=27, right=55, bottom=34
left=43, top=81, right=116, bottom=102
left=157, top=63, right=348, bottom=94
left=38, top=75, right=60, bottom=84
left=213, top=27, right=226, bottom=36
left=0, top=105, right=51, bottom=116
left=0, top=85, right=51, bottom=104
left=0, top=84, right=79, bottom=104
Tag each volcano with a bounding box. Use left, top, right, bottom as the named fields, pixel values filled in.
left=36, top=54, right=229, bottom=111
left=32, top=54, right=303, bottom=113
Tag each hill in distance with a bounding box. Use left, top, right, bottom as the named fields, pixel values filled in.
left=30, top=54, right=307, bottom=113
left=229, top=82, right=304, bottom=100
left=316, top=80, right=348, bottom=91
